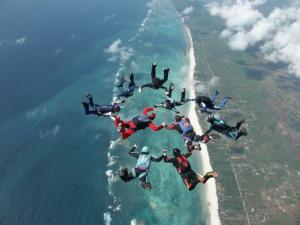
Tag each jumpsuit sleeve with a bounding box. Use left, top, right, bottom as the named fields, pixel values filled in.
left=148, top=122, right=163, bottom=131
left=128, top=147, right=140, bottom=158
left=142, top=107, right=155, bottom=115
left=150, top=155, right=164, bottom=162
left=183, top=152, right=192, bottom=158
left=164, top=156, right=175, bottom=163
left=204, top=125, right=213, bottom=136
left=165, top=123, right=177, bottom=130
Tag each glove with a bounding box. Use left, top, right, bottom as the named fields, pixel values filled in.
left=162, top=149, right=167, bottom=157
left=133, top=144, right=138, bottom=149
left=161, top=122, right=166, bottom=127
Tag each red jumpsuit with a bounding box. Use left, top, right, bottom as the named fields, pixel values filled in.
left=114, top=107, right=163, bottom=139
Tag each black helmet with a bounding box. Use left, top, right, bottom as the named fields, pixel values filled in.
left=113, top=103, right=121, bottom=112
left=175, top=114, right=182, bottom=122
left=173, top=148, right=181, bottom=157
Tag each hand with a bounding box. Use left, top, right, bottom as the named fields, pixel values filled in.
left=162, top=149, right=167, bottom=157
left=161, top=122, right=166, bottom=127
left=133, top=144, right=138, bottom=148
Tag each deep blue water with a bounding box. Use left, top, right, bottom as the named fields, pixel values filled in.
left=0, top=0, right=207, bottom=225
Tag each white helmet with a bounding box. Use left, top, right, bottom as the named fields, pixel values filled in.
left=141, top=146, right=149, bottom=154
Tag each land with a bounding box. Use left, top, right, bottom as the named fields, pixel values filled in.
left=172, top=1, right=300, bottom=225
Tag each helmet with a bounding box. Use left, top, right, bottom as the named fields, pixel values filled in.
left=141, top=146, right=149, bottom=154
left=148, top=113, right=156, bottom=120
left=113, top=104, right=121, bottom=112
left=175, top=114, right=182, bottom=122
left=173, top=148, right=181, bottom=157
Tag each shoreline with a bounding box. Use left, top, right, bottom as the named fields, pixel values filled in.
left=184, top=25, right=221, bottom=225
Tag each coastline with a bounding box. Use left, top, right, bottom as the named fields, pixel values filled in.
left=184, top=25, right=221, bottom=225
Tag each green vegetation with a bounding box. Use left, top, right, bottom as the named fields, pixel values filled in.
left=172, top=0, right=300, bottom=224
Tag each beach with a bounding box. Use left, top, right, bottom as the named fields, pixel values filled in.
left=184, top=23, right=221, bottom=225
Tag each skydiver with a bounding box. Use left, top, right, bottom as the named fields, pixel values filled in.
left=185, top=90, right=231, bottom=114
left=139, top=63, right=169, bottom=91
left=163, top=148, right=218, bottom=191
left=114, top=107, right=165, bottom=139
left=165, top=115, right=207, bottom=151
left=154, top=83, right=187, bottom=113
left=119, top=145, right=165, bottom=190
left=204, top=114, right=247, bottom=140
left=81, top=93, right=121, bottom=117
left=116, top=73, right=137, bottom=100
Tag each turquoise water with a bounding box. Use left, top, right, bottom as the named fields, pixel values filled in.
left=0, top=0, right=207, bottom=224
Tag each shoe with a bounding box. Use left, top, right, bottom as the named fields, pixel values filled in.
left=240, top=128, right=248, bottom=136
left=239, top=119, right=246, bottom=124
left=84, top=92, right=92, bottom=99
left=225, top=96, right=233, bottom=100
left=171, top=83, right=175, bottom=90
left=215, top=90, right=220, bottom=95
left=163, top=68, right=170, bottom=73
left=206, top=171, right=219, bottom=178
left=142, top=182, right=152, bottom=190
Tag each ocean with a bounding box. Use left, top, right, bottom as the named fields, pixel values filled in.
left=0, top=0, right=212, bottom=224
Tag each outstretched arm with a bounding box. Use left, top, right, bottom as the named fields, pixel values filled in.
left=154, top=103, right=164, bottom=108
left=128, top=146, right=140, bottom=158
left=149, top=122, right=164, bottom=131
left=183, top=152, right=192, bottom=158
left=143, top=107, right=155, bottom=115
left=165, top=122, right=177, bottom=130
left=151, top=154, right=164, bottom=162
left=204, top=125, right=213, bottom=136
left=164, top=155, right=175, bottom=163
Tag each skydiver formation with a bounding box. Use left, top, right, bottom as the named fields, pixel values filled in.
left=82, top=62, right=248, bottom=191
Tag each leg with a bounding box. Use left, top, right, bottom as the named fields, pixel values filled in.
left=141, top=83, right=153, bottom=89
left=116, top=76, right=125, bottom=88
left=162, top=68, right=169, bottom=83
left=235, top=119, right=245, bottom=130
left=85, top=93, right=94, bottom=107
left=180, top=88, right=186, bottom=103
left=199, top=171, right=219, bottom=184
left=235, top=128, right=247, bottom=140
left=183, top=171, right=201, bottom=191
left=167, top=83, right=174, bottom=98
left=128, top=73, right=136, bottom=90
left=119, top=168, right=134, bottom=182
left=151, top=63, right=157, bottom=81
left=210, top=90, right=220, bottom=103
left=81, top=102, right=90, bottom=114
left=120, top=128, right=136, bottom=139
left=140, top=175, right=152, bottom=190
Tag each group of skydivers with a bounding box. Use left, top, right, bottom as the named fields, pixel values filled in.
left=82, top=63, right=248, bottom=191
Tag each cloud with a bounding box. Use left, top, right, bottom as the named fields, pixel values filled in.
left=105, top=39, right=134, bottom=63
left=206, top=1, right=300, bottom=77
left=182, top=6, right=194, bottom=15
left=102, top=14, right=116, bottom=23
left=54, top=49, right=62, bottom=54
left=39, top=125, right=61, bottom=138
left=103, top=212, right=112, bottom=225
left=15, top=36, right=27, bottom=45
